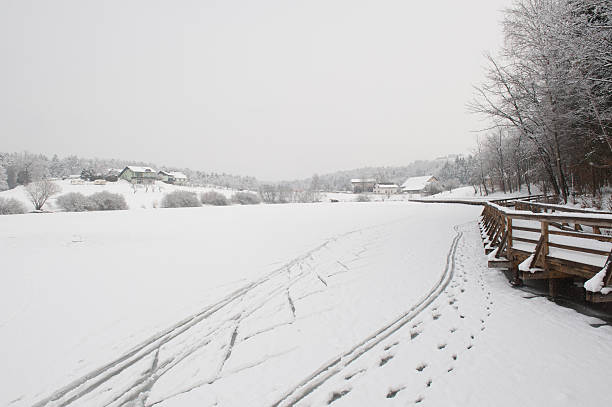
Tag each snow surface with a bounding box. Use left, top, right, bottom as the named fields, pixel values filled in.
left=400, top=175, right=435, bottom=191
left=0, top=179, right=241, bottom=211
left=1, top=202, right=611, bottom=406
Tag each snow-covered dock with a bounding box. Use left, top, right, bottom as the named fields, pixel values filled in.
left=480, top=200, right=612, bottom=301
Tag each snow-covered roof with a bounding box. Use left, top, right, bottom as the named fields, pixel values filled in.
left=169, top=172, right=187, bottom=179
left=376, top=184, right=399, bottom=189
left=125, top=166, right=156, bottom=173
left=159, top=170, right=187, bottom=179
left=401, top=175, right=436, bottom=191
left=351, top=178, right=376, bottom=183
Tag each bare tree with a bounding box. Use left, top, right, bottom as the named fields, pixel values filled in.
left=25, top=179, right=61, bottom=210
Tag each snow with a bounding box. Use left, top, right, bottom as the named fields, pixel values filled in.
left=1, top=202, right=611, bottom=406
left=125, top=165, right=156, bottom=173
left=400, top=175, right=435, bottom=191
left=426, top=186, right=541, bottom=201
left=0, top=179, right=241, bottom=211
left=584, top=267, right=611, bottom=293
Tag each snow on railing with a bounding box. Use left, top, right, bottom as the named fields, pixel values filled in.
left=480, top=201, right=612, bottom=300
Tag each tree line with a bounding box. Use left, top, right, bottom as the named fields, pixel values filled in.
left=469, top=0, right=611, bottom=202
left=0, top=151, right=258, bottom=192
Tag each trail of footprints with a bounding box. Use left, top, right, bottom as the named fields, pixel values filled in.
left=321, top=223, right=493, bottom=406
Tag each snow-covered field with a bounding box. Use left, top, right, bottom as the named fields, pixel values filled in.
left=0, top=179, right=241, bottom=211
left=322, top=186, right=541, bottom=203
left=1, top=202, right=611, bottom=406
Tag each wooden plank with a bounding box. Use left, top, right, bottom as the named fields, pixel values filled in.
left=520, top=269, right=571, bottom=280
left=513, top=226, right=541, bottom=233
left=488, top=259, right=513, bottom=268
left=545, top=258, right=599, bottom=279
left=487, top=206, right=612, bottom=228
left=585, top=291, right=612, bottom=303
left=547, top=241, right=610, bottom=256
left=548, top=229, right=612, bottom=242
left=512, top=236, right=540, bottom=244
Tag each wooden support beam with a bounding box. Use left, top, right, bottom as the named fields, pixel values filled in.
left=548, top=278, right=559, bottom=299
left=488, top=259, right=513, bottom=268
left=520, top=269, right=571, bottom=280
left=507, top=218, right=513, bottom=260
left=586, top=291, right=612, bottom=303
left=530, top=236, right=545, bottom=269
left=495, top=230, right=508, bottom=259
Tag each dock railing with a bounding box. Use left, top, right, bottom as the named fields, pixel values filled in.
left=480, top=201, right=612, bottom=302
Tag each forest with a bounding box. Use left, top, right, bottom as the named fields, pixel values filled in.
left=468, top=0, right=611, bottom=202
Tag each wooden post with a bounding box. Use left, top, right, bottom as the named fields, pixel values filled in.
left=593, top=226, right=601, bottom=234
left=541, top=221, right=549, bottom=258
left=549, top=278, right=559, bottom=300
left=507, top=218, right=513, bottom=260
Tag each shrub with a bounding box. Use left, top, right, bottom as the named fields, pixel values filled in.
left=57, top=192, right=96, bottom=212
left=423, top=181, right=444, bottom=195
left=89, top=191, right=128, bottom=210
left=231, top=191, right=261, bottom=205
left=355, top=194, right=371, bottom=202
left=200, top=191, right=229, bottom=206
left=26, top=179, right=61, bottom=210
left=0, top=197, right=27, bottom=215
left=161, top=190, right=201, bottom=208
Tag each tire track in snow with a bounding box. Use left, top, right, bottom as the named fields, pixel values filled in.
left=270, top=225, right=464, bottom=407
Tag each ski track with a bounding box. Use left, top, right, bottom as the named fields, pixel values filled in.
left=277, top=221, right=496, bottom=406
left=27, top=219, right=472, bottom=407
left=28, top=226, right=382, bottom=407
left=270, top=223, right=466, bottom=407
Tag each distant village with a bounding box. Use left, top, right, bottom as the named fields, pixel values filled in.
left=71, top=165, right=440, bottom=198
left=350, top=175, right=438, bottom=196
left=68, top=166, right=189, bottom=186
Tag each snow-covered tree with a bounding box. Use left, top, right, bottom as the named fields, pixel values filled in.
left=25, top=179, right=61, bottom=210
left=0, top=165, right=8, bottom=191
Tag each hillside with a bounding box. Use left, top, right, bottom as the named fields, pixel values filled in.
left=0, top=179, right=243, bottom=211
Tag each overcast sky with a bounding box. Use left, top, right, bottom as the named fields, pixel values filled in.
left=0, top=0, right=510, bottom=180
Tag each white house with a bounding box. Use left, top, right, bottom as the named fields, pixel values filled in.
left=158, top=170, right=188, bottom=185
left=373, top=183, right=399, bottom=195
left=401, top=175, right=439, bottom=196
left=350, top=178, right=376, bottom=193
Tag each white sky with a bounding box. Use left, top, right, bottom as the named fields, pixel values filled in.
left=0, top=0, right=510, bottom=180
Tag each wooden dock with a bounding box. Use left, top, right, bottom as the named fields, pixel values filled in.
left=478, top=199, right=612, bottom=302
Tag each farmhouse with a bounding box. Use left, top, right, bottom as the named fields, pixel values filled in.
left=373, top=183, right=399, bottom=195
left=401, top=175, right=438, bottom=196
left=158, top=170, right=188, bottom=185
left=351, top=178, right=376, bottom=193
left=119, top=166, right=158, bottom=184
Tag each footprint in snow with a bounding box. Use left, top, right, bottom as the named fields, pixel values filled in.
left=386, top=387, right=404, bottom=398
left=379, top=354, right=394, bottom=366
left=328, top=389, right=351, bottom=405
left=384, top=341, right=399, bottom=351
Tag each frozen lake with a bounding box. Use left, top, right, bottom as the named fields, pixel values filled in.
left=1, top=202, right=610, bottom=406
